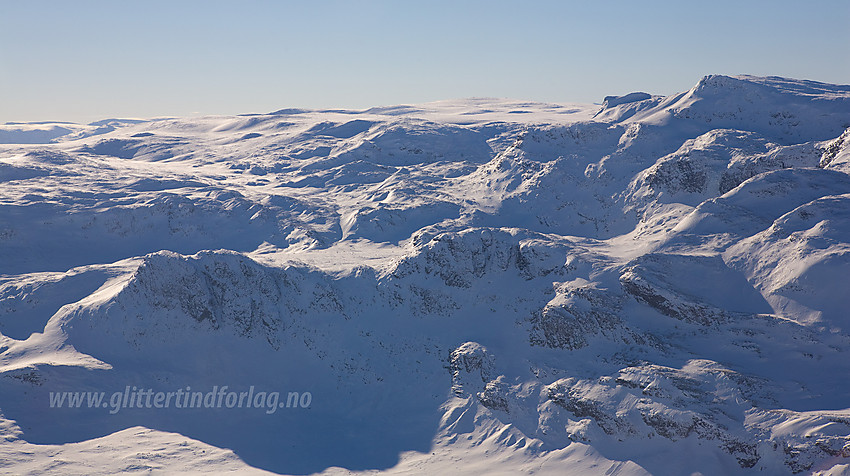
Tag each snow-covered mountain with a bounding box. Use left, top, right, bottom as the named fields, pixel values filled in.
left=2, top=75, right=850, bottom=475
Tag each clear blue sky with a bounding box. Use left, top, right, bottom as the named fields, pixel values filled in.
left=2, top=0, right=848, bottom=123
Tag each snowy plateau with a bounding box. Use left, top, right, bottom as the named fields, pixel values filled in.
left=2, top=74, right=850, bottom=475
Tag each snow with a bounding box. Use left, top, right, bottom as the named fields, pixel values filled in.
left=2, top=75, right=850, bottom=475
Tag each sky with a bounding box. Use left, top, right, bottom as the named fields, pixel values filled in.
left=1, top=0, right=848, bottom=123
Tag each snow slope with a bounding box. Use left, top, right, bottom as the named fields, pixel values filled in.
left=2, top=76, right=850, bottom=475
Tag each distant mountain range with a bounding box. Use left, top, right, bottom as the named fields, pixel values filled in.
left=2, top=75, right=850, bottom=475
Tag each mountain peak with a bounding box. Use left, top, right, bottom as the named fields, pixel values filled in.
left=595, top=74, right=850, bottom=144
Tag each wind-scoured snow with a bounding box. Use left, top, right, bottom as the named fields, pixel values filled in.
left=2, top=76, right=850, bottom=475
